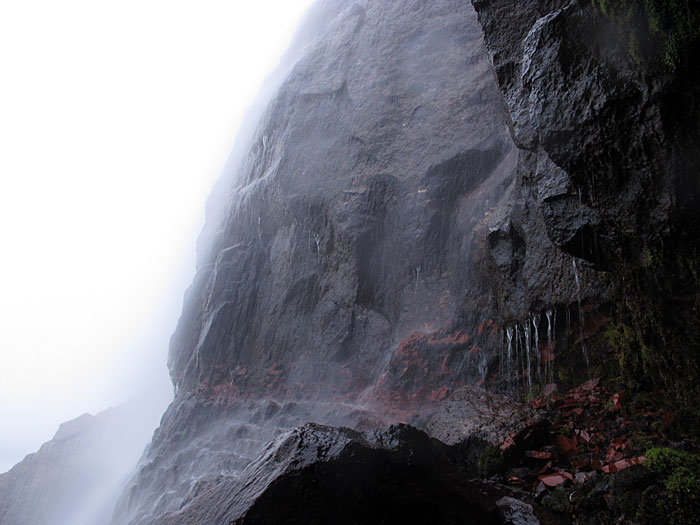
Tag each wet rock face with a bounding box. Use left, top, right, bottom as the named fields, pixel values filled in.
left=113, top=1, right=700, bottom=523
left=116, top=1, right=528, bottom=519
left=471, top=0, right=700, bottom=401
left=472, top=0, right=700, bottom=275
left=153, top=423, right=502, bottom=525
left=112, top=396, right=391, bottom=524
left=166, top=0, right=520, bottom=404
left=115, top=0, right=632, bottom=521
left=425, top=386, right=540, bottom=446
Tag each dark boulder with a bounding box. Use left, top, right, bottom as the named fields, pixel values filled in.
left=155, top=423, right=503, bottom=525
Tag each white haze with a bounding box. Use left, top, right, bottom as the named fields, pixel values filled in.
left=0, top=0, right=315, bottom=474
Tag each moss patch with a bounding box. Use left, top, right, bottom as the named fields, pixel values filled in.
left=591, top=0, right=700, bottom=69
left=637, top=448, right=700, bottom=524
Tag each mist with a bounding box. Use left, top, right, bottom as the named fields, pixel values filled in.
left=0, top=0, right=314, bottom=487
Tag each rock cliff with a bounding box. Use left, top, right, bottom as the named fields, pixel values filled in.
left=113, top=0, right=700, bottom=522
left=114, top=1, right=534, bottom=522
left=471, top=0, right=700, bottom=403
left=4, top=0, right=699, bottom=523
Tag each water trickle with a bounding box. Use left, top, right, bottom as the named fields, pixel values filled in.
left=413, top=265, right=421, bottom=295
left=572, top=258, right=589, bottom=368
left=566, top=305, right=571, bottom=346
left=551, top=309, right=557, bottom=384
left=500, top=330, right=506, bottom=383
left=514, top=324, right=521, bottom=389
left=545, top=308, right=556, bottom=385
left=478, top=353, right=488, bottom=382
left=506, top=326, right=513, bottom=360
left=506, top=326, right=514, bottom=392
left=523, top=322, right=532, bottom=389
left=545, top=309, right=554, bottom=383
left=531, top=313, right=541, bottom=383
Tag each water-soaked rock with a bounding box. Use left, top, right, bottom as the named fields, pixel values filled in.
left=110, top=0, right=700, bottom=523
left=471, top=0, right=700, bottom=327
left=114, top=1, right=526, bottom=521
left=496, top=496, right=540, bottom=525
left=154, top=423, right=502, bottom=525
left=424, top=386, right=540, bottom=446
left=112, top=395, right=387, bottom=525
left=167, top=0, right=517, bottom=404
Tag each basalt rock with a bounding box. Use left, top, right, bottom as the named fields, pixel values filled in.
left=470, top=0, right=700, bottom=398
left=471, top=0, right=700, bottom=270
left=154, top=423, right=505, bottom=525
left=114, top=1, right=525, bottom=521
left=110, top=0, right=700, bottom=523
left=424, top=386, right=541, bottom=446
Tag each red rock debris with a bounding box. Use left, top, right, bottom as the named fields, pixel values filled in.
left=500, top=378, right=671, bottom=493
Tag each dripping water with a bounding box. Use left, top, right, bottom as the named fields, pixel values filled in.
left=506, top=326, right=513, bottom=392
left=514, top=324, right=520, bottom=391
left=532, top=313, right=541, bottom=383
left=572, top=258, right=589, bottom=368
left=566, top=305, right=571, bottom=348
left=413, top=265, right=421, bottom=295
left=478, top=353, right=488, bottom=382
left=500, top=330, right=506, bottom=385
left=314, top=232, right=321, bottom=254
left=523, top=321, right=532, bottom=390
left=545, top=308, right=555, bottom=385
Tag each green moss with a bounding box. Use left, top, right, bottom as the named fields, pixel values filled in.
left=591, top=0, right=700, bottom=69
left=476, top=443, right=505, bottom=477
left=609, top=466, right=656, bottom=517
left=456, top=437, right=505, bottom=478
left=602, top=239, right=700, bottom=439
left=639, top=448, right=700, bottom=524
left=646, top=447, right=700, bottom=475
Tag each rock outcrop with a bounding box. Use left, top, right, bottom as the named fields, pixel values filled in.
left=470, top=0, right=700, bottom=400
left=114, top=1, right=529, bottom=521
left=114, top=1, right=700, bottom=522
left=155, top=423, right=505, bottom=525
left=167, top=0, right=517, bottom=404
left=424, top=386, right=541, bottom=446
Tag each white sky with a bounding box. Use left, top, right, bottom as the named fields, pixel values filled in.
left=0, top=0, right=315, bottom=473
